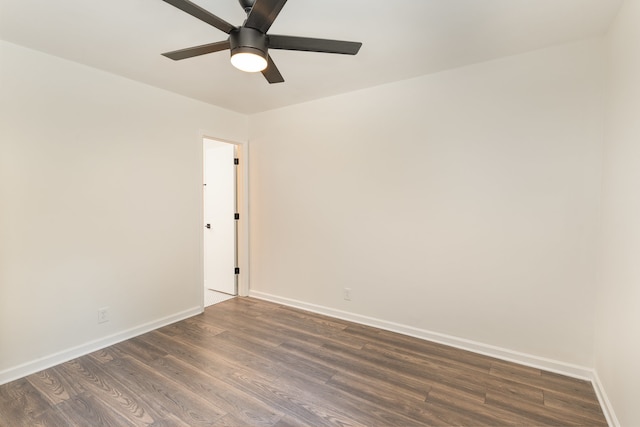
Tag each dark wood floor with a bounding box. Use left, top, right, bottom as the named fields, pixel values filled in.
left=0, top=297, right=607, bottom=426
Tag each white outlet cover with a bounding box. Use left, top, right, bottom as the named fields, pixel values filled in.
left=97, top=307, right=110, bottom=323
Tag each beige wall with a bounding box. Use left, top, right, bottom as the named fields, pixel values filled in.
left=248, top=39, right=604, bottom=368
left=596, top=1, right=640, bottom=425
left=0, top=40, right=247, bottom=379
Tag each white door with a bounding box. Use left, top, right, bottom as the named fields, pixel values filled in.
left=203, top=139, right=237, bottom=295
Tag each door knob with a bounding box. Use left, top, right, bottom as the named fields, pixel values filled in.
left=205, top=224, right=211, bottom=229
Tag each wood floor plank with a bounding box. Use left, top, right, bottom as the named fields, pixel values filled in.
left=485, top=388, right=607, bottom=426
left=212, top=328, right=338, bottom=385
left=0, top=297, right=608, bottom=426
left=221, top=371, right=361, bottom=427
left=149, top=355, right=283, bottom=427
left=326, top=373, right=438, bottom=425
left=55, top=357, right=165, bottom=426
left=163, top=332, right=420, bottom=426
left=424, top=393, right=535, bottom=427
left=247, top=366, right=427, bottom=427
left=158, top=319, right=225, bottom=343
left=161, top=329, right=282, bottom=382
left=346, top=324, right=497, bottom=371
left=112, top=337, right=169, bottom=364
left=486, top=378, right=544, bottom=405
left=364, top=338, right=494, bottom=377
left=55, top=392, right=137, bottom=427
left=422, top=399, right=497, bottom=427
left=104, top=356, right=228, bottom=427
left=227, top=309, right=366, bottom=351
left=322, top=340, right=492, bottom=399
left=543, top=388, right=606, bottom=419
left=156, top=318, right=334, bottom=390
left=25, top=366, right=84, bottom=406
left=328, top=371, right=429, bottom=404
left=278, top=339, right=434, bottom=398
left=28, top=405, right=74, bottom=427
left=490, top=362, right=597, bottom=399
left=86, top=347, right=119, bottom=364
left=0, top=378, right=52, bottom=424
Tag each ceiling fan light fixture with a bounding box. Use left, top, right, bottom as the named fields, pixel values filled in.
left=229, top=27, right=268, bottom=73
left=231, top=49, right=267, bottom=72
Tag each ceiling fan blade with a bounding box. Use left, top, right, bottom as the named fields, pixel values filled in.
left=162, top=0, right=236, bottom=34
left=268, top=35, right=362, bottom=55
left=244, top=0, right=288, bottom=34
left=261, top=55, right=285, bottom=84
left=162, top=40, right=230, bottom=60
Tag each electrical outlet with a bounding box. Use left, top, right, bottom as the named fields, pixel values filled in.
left=343, top=288, right=352, bottom=301
left=97, top=307, right=110, bottom=324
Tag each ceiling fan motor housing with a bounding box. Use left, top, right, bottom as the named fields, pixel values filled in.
left=238, top=0, right=255, bottom=14
left=229, top=27, right=268, bottom=60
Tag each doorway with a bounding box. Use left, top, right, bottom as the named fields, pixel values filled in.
left=203, top=138, right=238, bottom=307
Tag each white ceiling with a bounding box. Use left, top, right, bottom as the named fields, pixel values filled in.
left=0, top=0, right=622, bottom=114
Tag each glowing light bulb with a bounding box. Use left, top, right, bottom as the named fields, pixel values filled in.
left=230, top=52, right=267, bottom=72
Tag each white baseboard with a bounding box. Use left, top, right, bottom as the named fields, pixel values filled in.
left=592, top=370, right=620, bottom=427
left=0, top=306, right=203, bottom=386
left=249, top=291, right=594, bottom=379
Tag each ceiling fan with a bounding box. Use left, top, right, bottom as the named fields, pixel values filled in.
left=160, top=0, right=362, bottom=83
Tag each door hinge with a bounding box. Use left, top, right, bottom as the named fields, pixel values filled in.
left=234, top=213, right=240, bottom=220
left=234, top=267, right=240, bottom=275
left=234, top=158, right=239, bottom=165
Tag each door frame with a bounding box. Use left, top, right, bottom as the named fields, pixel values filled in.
left=199, top=131, right=250, bottom=301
